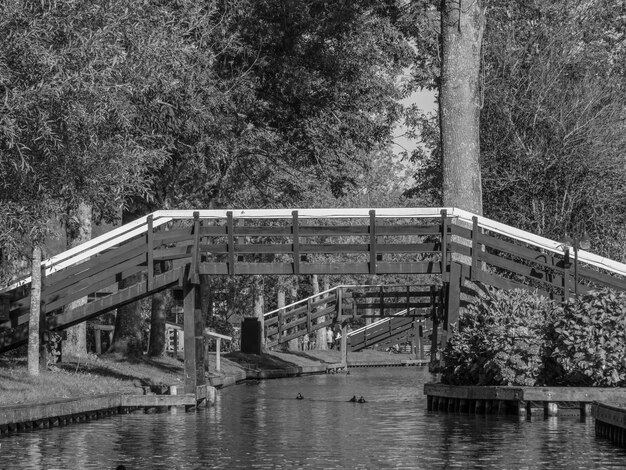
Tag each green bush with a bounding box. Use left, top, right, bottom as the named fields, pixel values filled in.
left=549, top=288, right=626, bottom=386
left=441, top=288, right=557, bottom=386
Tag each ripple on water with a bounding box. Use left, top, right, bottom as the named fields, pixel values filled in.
left=3, top=368, right=626, bottom=469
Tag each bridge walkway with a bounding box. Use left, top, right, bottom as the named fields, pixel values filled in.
left=2, top=207, right=626, bottom=397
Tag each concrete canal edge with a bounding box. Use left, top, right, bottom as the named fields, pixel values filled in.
left=0, top=391, right=199, bottom=435
left=424, top=382, right=626, bottom=449
left=423, top=383, right=626, bottom=419
left=593, top=402, right=626, bottom=449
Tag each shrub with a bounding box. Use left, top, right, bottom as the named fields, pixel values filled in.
left=549, top=288, right=626, bottom=386
left=441, top=288, right=556, bottom=386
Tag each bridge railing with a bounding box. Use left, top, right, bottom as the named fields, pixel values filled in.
left=447, top=215, right=626, bottom=301
left=2, top=207, right=626, bottom=354
left=263, top=284, right=442, bottom=350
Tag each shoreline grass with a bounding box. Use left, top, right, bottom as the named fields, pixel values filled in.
left=0, top=353, right=185, bottom=406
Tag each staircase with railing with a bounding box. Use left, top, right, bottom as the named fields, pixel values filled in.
left=263, top=284, right=440, bottom=352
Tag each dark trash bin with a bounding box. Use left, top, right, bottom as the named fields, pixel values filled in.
left=241, top=318, right=262, bottom=354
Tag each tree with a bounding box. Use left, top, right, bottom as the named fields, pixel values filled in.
left=63, top=202, right=92, bottom=357
left=1, top=0, right=168, bottom=357
left=439, top=0, right=486, bottom=214
left=147, top=262, right=171, bottom=357
left=479, top=0, right=626, bottom=255
left=27, top=245, right=42, bottom=375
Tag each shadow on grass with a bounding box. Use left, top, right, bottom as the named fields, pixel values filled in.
left=224, top=352, right=298, bottom=370
left=55, top=363, right=143, bottom=383
left=55, top=353, right=185, bottom=385
left=283, top=351, right=336, bottom=364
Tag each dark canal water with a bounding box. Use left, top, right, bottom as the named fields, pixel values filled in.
left=2, top=367, right=626, bottom=469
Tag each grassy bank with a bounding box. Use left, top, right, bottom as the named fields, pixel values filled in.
left=0, top=349, right=420, bottom=406
left=0, top=353, right=187, bottom=406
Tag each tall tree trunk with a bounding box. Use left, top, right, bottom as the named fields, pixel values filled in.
left=440, top=0, right=485, bottom=215
left=27, top=245, right=42, bottom=376
left=253, top=275, right=265, bottom=350
left=277, top=286, right=286, bottom=349
left=147, top=262, right=169, bottom=357
left=312, top=274, right=326, bottom=350
left=109, top=272, right=144, bottom=356
left=109, top=209, right=145, bottom=356
left=63, top=202, right=92, bottom=358
left=288, top=281, right=299, bottom=350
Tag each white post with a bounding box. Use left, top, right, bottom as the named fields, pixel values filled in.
left=216, top=337, right=222, bottom=372
left=341, top=323, right=348, bottom=366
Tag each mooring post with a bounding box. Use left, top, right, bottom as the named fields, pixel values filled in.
left=545, top=402, right=558, bottom=417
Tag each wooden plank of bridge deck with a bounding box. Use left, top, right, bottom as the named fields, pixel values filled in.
left=576, top=264, right=626, bottom=290
left=448, top=242, right=472, bottom=257
left=448, top=223, right=472, bottom=240
left=283, top=303, right=309, bottom=318
left=478, top=250, right=559, bottom=292
left=206, top=244, right=293, bottom=254
left=198, top=261, right=443, bottom=276
left=477, top=231, right=563, bottom=271
left=7, top=259, right=146, bottom=329
left=209, top=224, right=445, bottom=238
left=45, top=258, right=147, bottom=313
left=154, top=246, right=195, bottom=261
left=474, top=270, right=541, bottom=294
left=153, top=228, right=195, bottom=244
left=376, top=262, right=442, bottom=274
left=309, top=294, right=336, bottom=309
left=48, top=268, right=182, bottom=330
left=357, top=290, right=433, bottom=298
left=354, top=301, right=431, bottom=310
left=310, top=305, right=335, bottom=321
left=357, top=323, right=416, bottom=348
left=39, top=250, right=146, bottom=307
left=44, top=237, right=146, bottom=289
left=300, top=226, right=368, bottom=236
left=349, top=319, right=415, bottom=351
left=301, top=244, right=369, bottom=253
left=7, top=269, right=145, bottom=331
left=300, top=263, right=370, bottom=274
left=377, top=224, right=442, bottom=236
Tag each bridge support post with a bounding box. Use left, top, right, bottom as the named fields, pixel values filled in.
left=340, top=322, right=348, bottom=366
left=183, top=275, right=206, bottom=395
left=445, top=262, right=463, bottom=335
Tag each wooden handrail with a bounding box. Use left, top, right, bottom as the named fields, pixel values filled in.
left=4, top=206, right=626, bottom=294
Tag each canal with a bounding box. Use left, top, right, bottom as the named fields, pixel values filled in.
left=2, top=367, right=625, bottom=469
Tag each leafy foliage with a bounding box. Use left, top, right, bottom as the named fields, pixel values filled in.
left=443, top=287, right=626, bottom=387
left=481, top=0, right=626, bottom=250
left=405, top=0, right=626, bottom=255
left=441, top=288, right=556, bottom=386
left=549, top=289, right=626, bottom=387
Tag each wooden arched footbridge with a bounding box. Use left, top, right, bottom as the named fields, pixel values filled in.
left=2, top=207, right=626, bottom=399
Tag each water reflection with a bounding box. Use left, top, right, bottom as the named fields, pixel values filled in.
left=2, top=368, right=626, bottom=469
